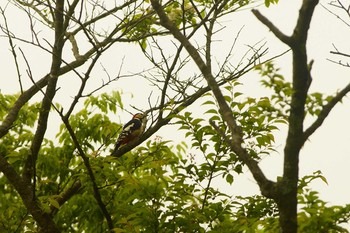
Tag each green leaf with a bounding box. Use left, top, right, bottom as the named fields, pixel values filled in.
left=202, top=100, right=216, bottom=106
left=192, top=118, right=203, bottom=125
left=205, top=109, right=218, bottom=114
left=319, top=175, right=328, bottom=185
left=49, top=198, right=60, bottom=209
left=226, top=173, right=234, bottom=185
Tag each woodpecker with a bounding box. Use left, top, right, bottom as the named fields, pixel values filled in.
left=113, top=113, right=147, bottom=152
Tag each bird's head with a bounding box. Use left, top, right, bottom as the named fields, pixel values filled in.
left=132, top=113, right=145, bottom=119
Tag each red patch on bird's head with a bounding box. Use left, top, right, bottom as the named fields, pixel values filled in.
left=132, top=113, right=144, bottom=119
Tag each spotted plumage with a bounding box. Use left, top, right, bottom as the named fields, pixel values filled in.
left=113, top=113, right=146, bottom=151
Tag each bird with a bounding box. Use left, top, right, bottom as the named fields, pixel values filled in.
left=112, top=113, right=147, bottom=153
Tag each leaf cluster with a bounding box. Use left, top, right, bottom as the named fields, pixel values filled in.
left=297, top=171, right=350, bottom=233
left=1, top=84, right=350, bottom=232
left=257, top=62, right=334, bottom=119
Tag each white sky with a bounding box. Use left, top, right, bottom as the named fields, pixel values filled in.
left=1, top=0, right=350, bottom=228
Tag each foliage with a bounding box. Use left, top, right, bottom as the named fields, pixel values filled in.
left=256, top=62, right=335, bottom=119
left=1, top=0, right=350, bottom=232
left=298, top=171, right=350, bottom=233
left=265, top=0, right=279, bottom=7
left=2, top=67, right=349, bottom=231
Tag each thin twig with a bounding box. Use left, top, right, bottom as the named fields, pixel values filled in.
left=0, top=7, right=23, bottom=93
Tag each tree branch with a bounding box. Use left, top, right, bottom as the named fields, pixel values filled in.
left=60, top=116, right=114, bottom=231
left=254, top=1, right=319, bottom=232
left=0, top=7, right=23, bottom=93
left=64, top=51, right=102, bottom=120
left=0, top=154, right=60, bottom=233
left=209, top=121, right=277, bottom=198
left=23, top=0, right=66, bottom=189
left=111, top=49, right=268, bottom=157
left=50, top=180, right=82, bottom=215
left=303, top=81, right=350, bottom=142
left=292, top=0, right=320, bottom=43
left=251, top=9, right=292, bottom=46
left=150, top=0, right=275, bottom=196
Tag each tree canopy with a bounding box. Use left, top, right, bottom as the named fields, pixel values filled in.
left=1, top=0, right=350, bottom=232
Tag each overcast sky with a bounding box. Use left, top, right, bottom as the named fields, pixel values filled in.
left=1, top=0, right=350, bottom=228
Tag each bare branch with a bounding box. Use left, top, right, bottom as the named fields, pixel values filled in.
left=111, top=43, right=286, bottom=159
left=0, top=7, right=23, bottom=93
left=22, top=0, right=66, bottom=188
left=252, top=9, right=292, bottom=46
left=15, top=0, right=54, bottom=27
left=330, top=49, right=350, bottom=58
left=148, top=0, right=276, bottom=197
left=292, top=0, right=320, bottom=43
left=321, top=3, right=350, bottom=27
left=64, top=51, right=102, bottom=119
left=303, top=82, right=350, bottom=142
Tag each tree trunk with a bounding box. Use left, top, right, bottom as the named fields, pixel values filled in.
left=276, top=189, right=298, bottom=233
